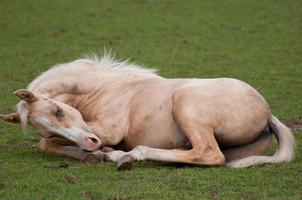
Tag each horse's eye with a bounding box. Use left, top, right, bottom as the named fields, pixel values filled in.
left=55, top=106, right=64, bottom=118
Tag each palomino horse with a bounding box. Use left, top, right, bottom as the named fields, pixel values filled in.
left=1, top=55, right=294, bottom=169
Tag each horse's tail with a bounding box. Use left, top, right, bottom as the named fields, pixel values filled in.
left=226, top=115, right=295, bottom=168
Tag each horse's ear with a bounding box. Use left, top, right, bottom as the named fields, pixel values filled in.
left=14, top=89, right=38, bottom=103
left=0, top=112, right=20, bottom=123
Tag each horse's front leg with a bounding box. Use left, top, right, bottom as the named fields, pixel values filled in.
left=39, top=137, right=118, bottom=164
left=38, top=137, right=91, bottom=161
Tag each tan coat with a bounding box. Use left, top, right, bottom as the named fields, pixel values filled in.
left=1, top=55, right=294, bottom=169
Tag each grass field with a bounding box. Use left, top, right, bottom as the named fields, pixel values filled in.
left=0, top=0, right=302, bottom=199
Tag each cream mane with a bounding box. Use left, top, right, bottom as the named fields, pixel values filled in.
left=16, top=54, right=159, bottom=134
left=83, top=53, right=157, bottom=74
left=28, top=53, right=158, bottom=92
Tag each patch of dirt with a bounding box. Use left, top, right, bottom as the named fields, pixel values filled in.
left=82, top=191, right=96, bottom=200
left=86, top=12, right=96, bottom=17
left=210, top=185, right=220, bottom=200
left=106, top=197, right=131, bottom=200
left=0, top=107, right=14, bottom=114
left=43, top=161, right=71, bottom=169
left=65, top=176, right=77, bottom=184
left=9, top=77, right=20, bottom=83
left=0, top=182, right=6, bottom=189
left=59, top=161, right=70, bottom=168
left=108, top=40, right=115, bottom=46
left=181, top=39, right=189, bottom=44
left=43, top=164, right=54, bottom=169
left=22, top=33, right=29, bottom=38
left=0, top=125, right=4, bottom=132
left=52, top=28, right=66, bottom=37
left=285, top=120, right=302, bottom=131
left=8, top=140, right=37, bottom=149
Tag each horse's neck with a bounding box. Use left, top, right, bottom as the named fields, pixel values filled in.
left=31, top=72, right=114, bottom=98
left=30, top=70, right=158, bottom=98
left=32, top=78, right=98, bottom=98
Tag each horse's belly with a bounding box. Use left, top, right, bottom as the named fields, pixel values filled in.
left=124, top=101, right=189, bottom=149
left=122, top=126, right=189, bottom=150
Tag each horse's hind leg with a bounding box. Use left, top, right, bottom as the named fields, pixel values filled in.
left=124, top=117, right=225, bottom=166
left=222, top=131, right=273, bottom=162
left=168, top=97, right=225, bottom=165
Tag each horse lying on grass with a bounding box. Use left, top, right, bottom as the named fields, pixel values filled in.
left=1, top=55, right=295, bottom=170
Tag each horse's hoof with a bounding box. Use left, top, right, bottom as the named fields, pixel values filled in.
left=117, top=155, right=134, bottom=171
left=102, top=147, right=115, bottom=153
left=83, top=152, right=105, bottom=164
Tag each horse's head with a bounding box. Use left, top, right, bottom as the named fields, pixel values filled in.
left=1, top=89, right=101, bottom=151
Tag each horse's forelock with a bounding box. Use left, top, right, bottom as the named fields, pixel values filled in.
left=16, top=101, right=29, bottom=135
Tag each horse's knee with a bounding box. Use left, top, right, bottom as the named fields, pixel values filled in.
left=37, top=138, right=60, bottom=154
left=105, top=150, right=127, bottom=162
left=38, top=138, right=48, bottom=152
left=128, top=145, right=150, bottom=161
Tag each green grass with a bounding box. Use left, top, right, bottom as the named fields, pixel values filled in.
left=0, top=0, right=301, bottom=199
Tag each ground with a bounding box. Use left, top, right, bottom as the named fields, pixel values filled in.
left=0, top=0, right=301, bottom=199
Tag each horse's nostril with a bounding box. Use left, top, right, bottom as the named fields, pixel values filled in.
left=89, top=137, right=99, bottom=144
